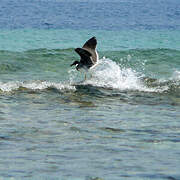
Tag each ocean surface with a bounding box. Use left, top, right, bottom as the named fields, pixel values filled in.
left=0, top=0, right=180, bottom=180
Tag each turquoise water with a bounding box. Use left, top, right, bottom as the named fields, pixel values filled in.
left=0, top=29, right=180, bottom=51
left=0, top=0, right=180, bottom=179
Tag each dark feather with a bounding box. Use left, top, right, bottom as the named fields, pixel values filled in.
left=83, top=37, right=97, bottom=50
left=75, top=48, right=91, bottom=58
left=73, top=37, right=98, bottom=70
left=75, top=48, right=93, bottom=67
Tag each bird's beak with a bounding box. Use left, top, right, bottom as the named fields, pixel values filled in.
left=70, top=61, right=76, bottom=66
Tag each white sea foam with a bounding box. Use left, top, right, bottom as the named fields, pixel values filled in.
left=0, top=81, right=76, bottom=92
left=172, top=70, right=180, bottom=81
left=0, top=81, right=21, bottom=92
left=79, top=58, right=158, bottom=92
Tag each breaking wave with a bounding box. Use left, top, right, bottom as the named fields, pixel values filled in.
left=0, top=47, right=179, bottom=95
left=69, top=58, right=180, bottom=94
left=0, top=58, right=179, bottom=95
left=0, top=80, right=76, bottom=93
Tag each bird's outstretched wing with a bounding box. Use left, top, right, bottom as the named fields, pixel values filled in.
left=75, top=48, right=91, bottom=58
left=75, top=48, right=93, bottom=66
left=83, top=37, right=98, bottom=64
left=82, top=36, right=97, bottom=50
left=74, top=37, right=98, bottom=67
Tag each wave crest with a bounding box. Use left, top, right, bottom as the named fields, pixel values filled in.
left=69, top=58, right=180, bottom=94
left=0, top=59, right=179, bottom=95
left=0, top=81, right=76, bottom=92
left=70, top=58, right=155, bottom=92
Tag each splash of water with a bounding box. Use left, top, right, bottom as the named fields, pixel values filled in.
left=172, top=70, right=180, bottom=81
left=0, top=59, right=179, bottom=94
left=68, top=57, right=180, bottom=94
left=80, top=58, right=157, bottom=92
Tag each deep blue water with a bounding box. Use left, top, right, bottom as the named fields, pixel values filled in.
left=0, top=0, right=180, bottom=30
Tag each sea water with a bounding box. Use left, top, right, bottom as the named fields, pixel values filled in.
left=0, top=0, right=180, bottom=179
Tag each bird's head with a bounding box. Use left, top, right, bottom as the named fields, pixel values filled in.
left=70, top=61, right=80, bottom=71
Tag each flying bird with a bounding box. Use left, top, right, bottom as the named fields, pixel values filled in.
left=71, top=37, right=99, bottom=74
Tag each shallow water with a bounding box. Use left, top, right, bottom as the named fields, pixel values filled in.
left=0, top=0, right=180, bottom=179
left=0, top=49, right=180, bottom=180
